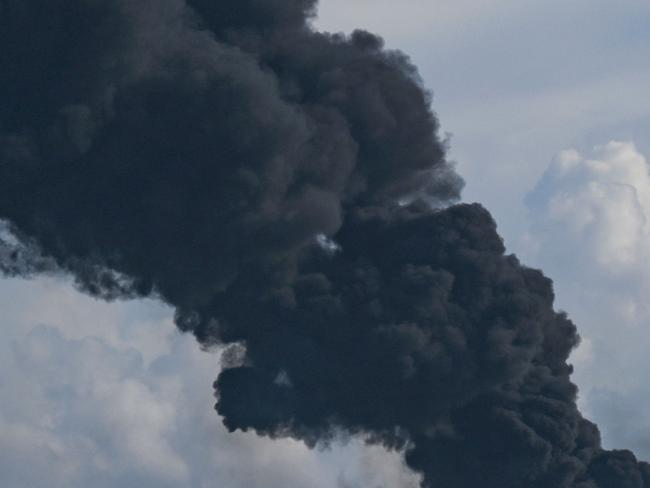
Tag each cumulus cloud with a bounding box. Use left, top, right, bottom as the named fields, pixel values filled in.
left=525, top=141, right=650, bottom=335
left=0, top=276, right=417, bottom=488
left=527, top=141, right=650, bottom=274
left=525, top=141, right=650, bottom=459
left=0, top=306, right=191, bottom=486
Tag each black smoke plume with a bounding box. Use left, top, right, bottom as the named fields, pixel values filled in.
left=0, top=1, right=647, bottom=486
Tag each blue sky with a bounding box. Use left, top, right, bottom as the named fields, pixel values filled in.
left=2, top=1, right=650, bottom=486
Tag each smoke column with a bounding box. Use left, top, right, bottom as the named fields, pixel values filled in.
left=0, top=1, right=648, bottom=486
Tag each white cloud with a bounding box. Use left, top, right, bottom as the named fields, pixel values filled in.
left=0, top=276, right=417, bottom=487
left=527, top=141, right=650, bottom=275
left=0, top=323, right=190, bottom=486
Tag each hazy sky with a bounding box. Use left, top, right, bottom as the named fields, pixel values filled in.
left=3, top=1, right=650, bottom=486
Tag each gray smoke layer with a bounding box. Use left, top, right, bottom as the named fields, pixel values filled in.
left=0, top=1, right=647, bottom=486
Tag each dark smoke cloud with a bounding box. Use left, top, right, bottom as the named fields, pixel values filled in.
left=0, top=1, right=646, bottom=486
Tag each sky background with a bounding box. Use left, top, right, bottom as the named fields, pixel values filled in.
left=2, top=1, right=650, bottom=486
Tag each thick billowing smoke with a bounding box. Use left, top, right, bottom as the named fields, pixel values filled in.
left=0, top=1, right=647, bottom=486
